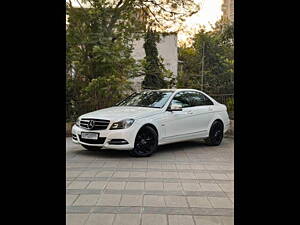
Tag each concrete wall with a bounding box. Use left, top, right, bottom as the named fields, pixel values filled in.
left=130, top=34, right=178, bottom=92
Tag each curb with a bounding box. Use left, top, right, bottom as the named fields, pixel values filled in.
left=225, top=120, right=234, bottom=138
left=66, top=122, right=74, bottom=137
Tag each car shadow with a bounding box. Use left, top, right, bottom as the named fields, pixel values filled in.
left=73, top=139, right=209, bottom=159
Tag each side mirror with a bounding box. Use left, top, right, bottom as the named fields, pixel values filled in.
left=168, top=103, right=183, bottom=111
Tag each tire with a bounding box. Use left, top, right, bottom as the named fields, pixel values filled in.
left=205, top=120, right=224, bottom=146
left=129, top=126, right=158, bottom=157
left=81, top=144, right=101, bottom=151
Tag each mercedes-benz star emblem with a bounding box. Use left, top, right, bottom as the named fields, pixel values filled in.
left=87, top=120, right=95, bottom=129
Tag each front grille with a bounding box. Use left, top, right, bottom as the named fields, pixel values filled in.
left=79, top=118, right=110, bottom=130
left=78, top=135, right=106, bottom=144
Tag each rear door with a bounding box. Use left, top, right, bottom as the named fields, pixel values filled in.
left=187, top=91, right=215, bottom=134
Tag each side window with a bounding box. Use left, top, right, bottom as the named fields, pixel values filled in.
left=170, top=92, right=191, bottom=108
left=189, top=92, right=214, bottom=106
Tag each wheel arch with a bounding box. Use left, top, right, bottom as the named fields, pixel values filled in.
left=139, top=123, right=159, bottom=138
left=208, top=117, right=225, bottom=133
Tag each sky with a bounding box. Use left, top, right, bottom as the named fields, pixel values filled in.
left=178, top=0, right=223, bottom=45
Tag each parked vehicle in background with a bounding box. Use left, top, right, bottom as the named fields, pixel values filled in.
left=72, top=89, right=230, bottom=157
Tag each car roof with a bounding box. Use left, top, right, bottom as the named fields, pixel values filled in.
left=155, top=88, right=201, bottom=92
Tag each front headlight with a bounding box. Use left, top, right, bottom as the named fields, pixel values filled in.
left=75, top=118, right=80, bottom=126
left=110, top=119, right=135, bottom=130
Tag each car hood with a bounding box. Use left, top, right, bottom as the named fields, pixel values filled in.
left=79, top=106, right=162, bottom=121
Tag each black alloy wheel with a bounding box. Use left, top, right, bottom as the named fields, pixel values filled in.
left=130, top=126, right=158, bottom=157
left=205, top=120, right=224, bottom=146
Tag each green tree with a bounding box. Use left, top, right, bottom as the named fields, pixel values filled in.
left=66, top=0, right=200, bottom=121
left=66, top=0, right=142, bottom=121
left=177, top=46, right=198, bottom=88
left=177, top=19, right=234, bottom=95
left=142, top=29, right=167, bottom=89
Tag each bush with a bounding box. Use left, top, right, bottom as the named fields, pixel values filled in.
left=226, top=97, right=234, bottom=119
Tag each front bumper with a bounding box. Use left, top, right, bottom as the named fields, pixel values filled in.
left=71, top=124, right=137, bottom=150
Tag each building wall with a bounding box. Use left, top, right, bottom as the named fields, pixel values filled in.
left=222, top=0, right=234, bottom=21
left=130, top=34, right=178, bottom=92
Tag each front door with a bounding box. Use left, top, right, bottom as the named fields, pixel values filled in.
left=162, top=91, right=194, bottom=139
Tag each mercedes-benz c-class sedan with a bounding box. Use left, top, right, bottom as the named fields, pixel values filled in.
left=72, top=89, right=230, bottom=157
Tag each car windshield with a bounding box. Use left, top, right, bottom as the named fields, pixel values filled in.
left=116, top=91, right=174, bottom=108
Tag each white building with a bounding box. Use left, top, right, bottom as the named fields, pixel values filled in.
left=130, top=33, right=178, bottom=92
left=222, top=0, right=234, bottom=22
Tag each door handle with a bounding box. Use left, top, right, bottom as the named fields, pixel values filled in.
left=187, top=111, right=193, bottom=114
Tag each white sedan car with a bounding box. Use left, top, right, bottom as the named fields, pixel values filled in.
left=72, top=89, right=230, bottom=157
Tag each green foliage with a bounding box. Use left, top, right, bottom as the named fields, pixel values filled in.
left=226, top=97, right=234, bottom=112
left=133, top=0, right=199, bottom=32
left=66, top=0, right=143, bottom=121
left=226, top=97, right=234, bottom=119
left=66, top=0, right=201, bottom=121
left=142, top=29, right=168, bottom=89
left=177, top=19, right=234, bottom=95
left=82, top=75, right=133, bottom=109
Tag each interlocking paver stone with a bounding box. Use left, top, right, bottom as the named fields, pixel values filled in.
left=163, top=172, right=179, bottom=178
left=200, top=183, right=222, bottom=192
left=218, top=183, right=234, bottom=192
left=66, top=195, right=79, bottom=206
left=66, top=137, right=234, bottom=225
left=211, top=173, right=229, bottom=180
left=96, top=171, right=114, bottom=177
left=165, top=196, right=188, bottom=207
left=194, top=173, right=213, bottom=180
left=73, top=194, right=99, bottom=206
left=226, top=173, right=234, bottom=180
left=86, top=181, right=106, bottom=189
left=132, top=161, right=147, bottom=168
left=66, top=214, right=89, bottom=225
left=194, top=216, right=222, bottom=225
left=143, top=195, right=165, bottom=207
left=85, top=214, right=115, bottom=225
left=142, top=214, right=167, bottom=225
left=168, top=215, right=195, bottom=225
left=182, top=182, right=202, bottom=192
left=125, top=182, right=144, bottom=190
left=120, top=194, right=143, bottom=206
left=208, top=197, right=234, bottom=209
left=113, top=171, right=130, bottom=178
left=145, top=182, right=164, bottom=190
left=66, top=171, right=82, bottom=178
left=179, top=172, right=196, bottom=179
left=176, top=164, right=192, bottom=170
left=187, top=196, right=212, bottom=208
left=113, top=214, right=140, bottom=225
left=67, top=181, right=89, bottom=189
left=96, top=194, right=121, bottom=206
left=220, top=216, right=234, bottom=225
left=161, top=163, right=176, bottom=169
left=164, top=182, right=182, bottom=191
left=226, top=192, right=234, bottom=203
left=106, top=182, right=126, bottom=190
left=79, top=171, right=98, bottom=177
left=130, top=172, right=146, bottom=177
left=146, top=171, right=163, bottom=178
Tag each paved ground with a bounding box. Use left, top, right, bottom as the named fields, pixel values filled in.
left=66, top=137, right=234, bottom=225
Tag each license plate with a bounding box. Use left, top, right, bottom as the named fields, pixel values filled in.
left=81, top=132, right=99, bottom=140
